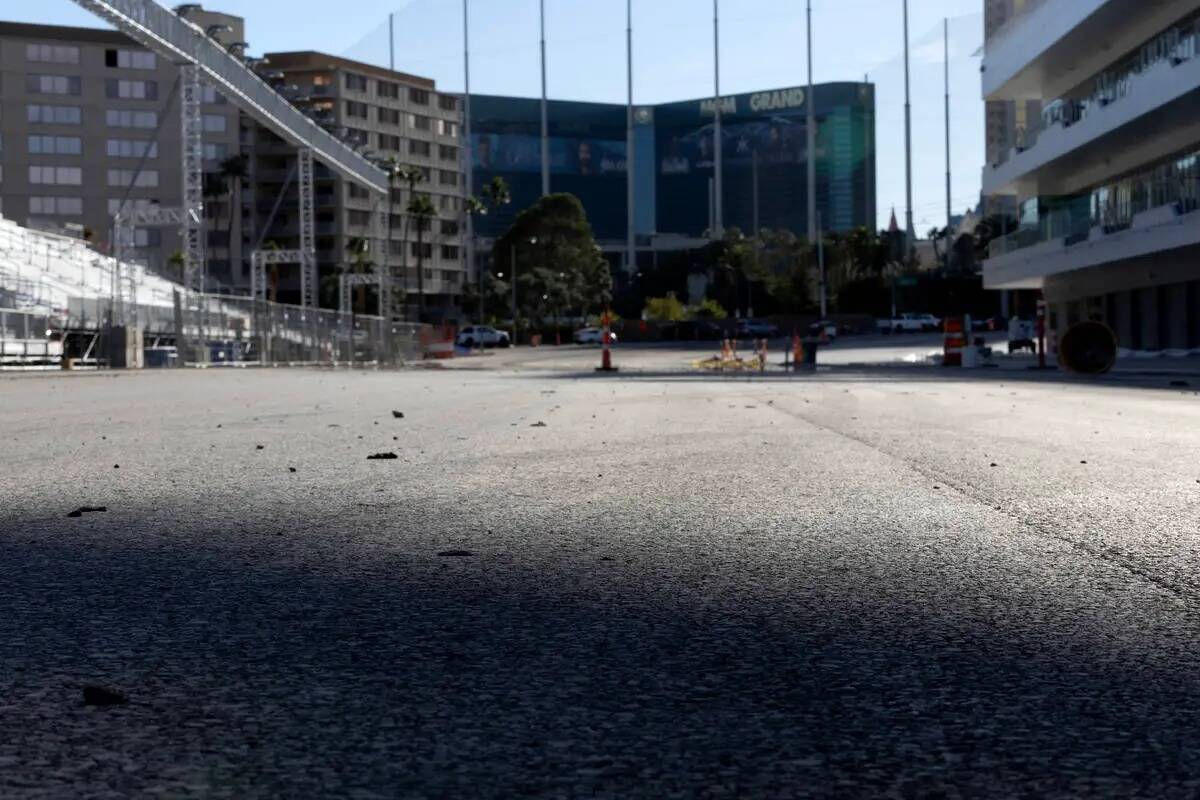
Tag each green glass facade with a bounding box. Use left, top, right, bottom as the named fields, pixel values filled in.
left=470, top=83, right=875, bottom=244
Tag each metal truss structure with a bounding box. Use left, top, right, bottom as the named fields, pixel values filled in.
left=180, top=63, right=204, bottom=293
left=298, top=149, right=317, bottom=308
left=339, top=273, right=385, bottom=316
left=71, top=0, right=391, bottom=312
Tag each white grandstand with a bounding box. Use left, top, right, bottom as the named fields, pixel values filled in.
left=0, top=213, right=413, bottom=368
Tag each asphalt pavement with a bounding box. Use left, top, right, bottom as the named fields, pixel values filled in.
left=3, top=362, right=1200, bottom=797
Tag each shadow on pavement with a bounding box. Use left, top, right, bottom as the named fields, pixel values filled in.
left=3, top=519, right=1200, bottom=797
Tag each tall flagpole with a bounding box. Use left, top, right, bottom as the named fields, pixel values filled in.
left=626, top=0, right=636, bottom=277
left=540, top=0, right=550, bottom=196
left=712, top=0, right=723, bottom=238
left=806, top=0, right=816, bottom=247
left=944, top=17, right=952, bottom=273
left=463, top=0, right=478, bottom=321
left=903, top=0, right=915, bottom=253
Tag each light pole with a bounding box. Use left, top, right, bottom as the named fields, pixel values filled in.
left=540, top=0, right=550, bottom=197
left=712, top=0, right=723, bottom=238
left=903, top=0, right=915, bottom=254
left=806, top=0, right=816, bottom=249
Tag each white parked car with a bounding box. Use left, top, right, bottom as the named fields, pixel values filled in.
left=456, top=325, right=511, bottom=348
left=574, top=327, right=616, bottom=345
left=877, top=313, right=941, bottom=334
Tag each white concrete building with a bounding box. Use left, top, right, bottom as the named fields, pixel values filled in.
left=981, top=0, right=1200, bottom=350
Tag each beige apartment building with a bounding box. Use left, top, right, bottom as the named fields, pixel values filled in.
left=0, top=12, right=242, bottom=286
left=249, top=51, right=466, bottom=319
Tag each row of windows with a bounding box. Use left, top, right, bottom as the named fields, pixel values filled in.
left=342, top=72, right=457, bottom=113
left=27, top=74, right=81, bottom=96
left=26, top=44, right=80, bottom=64
left=108, top=138, right=158, bottom=159
left=29, top=165, right=82, bottom=185
left=29, top=196, right=83, bottom=216
left=105, top=79, right=158, bottom=100
left=25, top=105, right=228, bottom=131
left=28, top=135, right=82, bottom=155
left=27, top=44, right=157, bottom=70
left=108, top=168, right=159, bottom=188
left=339, top=102, right=459, bottom=138
left=385, top=242, right=459, bottom=260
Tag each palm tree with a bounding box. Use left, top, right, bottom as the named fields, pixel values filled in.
left=407, top=192, right=437, bottom=323
left=394, top=165, right=425, bottom=320
left=467, top=177, right=511, bottom=321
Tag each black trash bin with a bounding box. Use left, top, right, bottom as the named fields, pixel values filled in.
left=796, top=338, right=819, bottom=371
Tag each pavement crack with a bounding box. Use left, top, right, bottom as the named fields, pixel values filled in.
left=768, top=402, right=1197, bottom=606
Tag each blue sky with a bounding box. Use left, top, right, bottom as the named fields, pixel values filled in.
left=22, top=0, right=984, bottom=231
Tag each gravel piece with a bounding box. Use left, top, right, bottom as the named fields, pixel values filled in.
left=66, top=506, right=107, bottom=518
left=436, top=550, right=474, bottom=557
left=392, top=411, right=405, bottom=419
left=366, top=452, right=399, bottom=460
left=82, top=686, right=127, bottom=707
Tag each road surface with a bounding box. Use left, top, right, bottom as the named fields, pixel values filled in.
left=3, top=364, right=1200, bottom=797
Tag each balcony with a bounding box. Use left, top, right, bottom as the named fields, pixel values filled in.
left=985, top=28, right=1200, bottom=194
left=985, top=177, right=1200, bottom=288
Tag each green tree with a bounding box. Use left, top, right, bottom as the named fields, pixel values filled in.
left=643, top=294, right=687, bottom=322
left=690, top=298, right=728, bottom=320
left=494, top=194, right=612, bottom=330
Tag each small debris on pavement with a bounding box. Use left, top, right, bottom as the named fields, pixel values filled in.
left=990, top=463, right=998, bottom=467
left=531, top=421, right=548, bottom=428
left=437, top=550, right=474, bottom=557
left=82, top=685, right=127, bottom=707
left=392, top=411, right=405, bottom=419
left=367, top=452, right=399, bottom=460
left=255, top=445, right=265, bottom=450
left=67, top=507, right=107, bottom=518
left=1081, top=460, right=1088, bottom=465
left=113, top=465, right=119, bottom=469
left=288, top=467, right=297, bottom=473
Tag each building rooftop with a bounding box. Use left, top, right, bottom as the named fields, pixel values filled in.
left=263, top=51, right=436, bottom=91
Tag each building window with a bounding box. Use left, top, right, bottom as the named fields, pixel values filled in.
left=441, top=220, right=459, bottom=236
left=439, top=195, right=459, bottom=212
left=201, top=85, right=226, bottom=104
left=203, top=143, right=229, bottom=161
left=133, top=228, right=162, bottom=247
left=28, top=135, right=82, bottom=156
left=441, top=246, right=460, bottom=260
left=106, top=49, right=156, bottom=69
left=105, top=79, right=159, bottom=100
left=409, top=140, right=431, bottom=157
left=408, top=113, right=431, bottom=132
left=379, top=133, right=401, bottom=152
left=345, top=73, right=368, bottom=92
left=378, top=107, right=401, bottom=125
left=377, top=81, right=399, bottom=99
left=107, top=168, right=159, bottom=188
left=28, top=104, right=82, bottom=125
left=411, top=242, right=433, bottom=259
left=346, top=100, right=369, bottom=119
left=347, top=183, right=370, bottom=200
left=26, top=44, right=80, bottom=64
left=29, top=165, right=83, bottom=185
left=346, top=128, right=370, bottom=147
left=409, top=87, right=430, bottom=105
left=439, top=169, right=458, bottom=187
left=347, top=209, right=371, bottom=226
left=106, top=139, right=158, bottom=159
left=439, top=144, right=459, bottom=161
left=29, top=196, right=83, bottom=216
left=106, top=109, right=157, bottom=129
left=202, top=114, right=228, bottom=133
left=438, top=95, right=457, bottom=112
left=436, top=119, right=459, bottom=138
left=27, top=74, right=81, bottom=96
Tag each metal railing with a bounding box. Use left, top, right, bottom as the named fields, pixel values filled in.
left=989, top=177, right=1200, bottom=259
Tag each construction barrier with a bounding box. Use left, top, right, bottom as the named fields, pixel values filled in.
left=943, top=316, right=969, bottom=367
left=597, top=310, right=618, bottom=372
left=421, top=325, right=456, bottom=360
left=1058, top=321, right=1117, bottom=374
